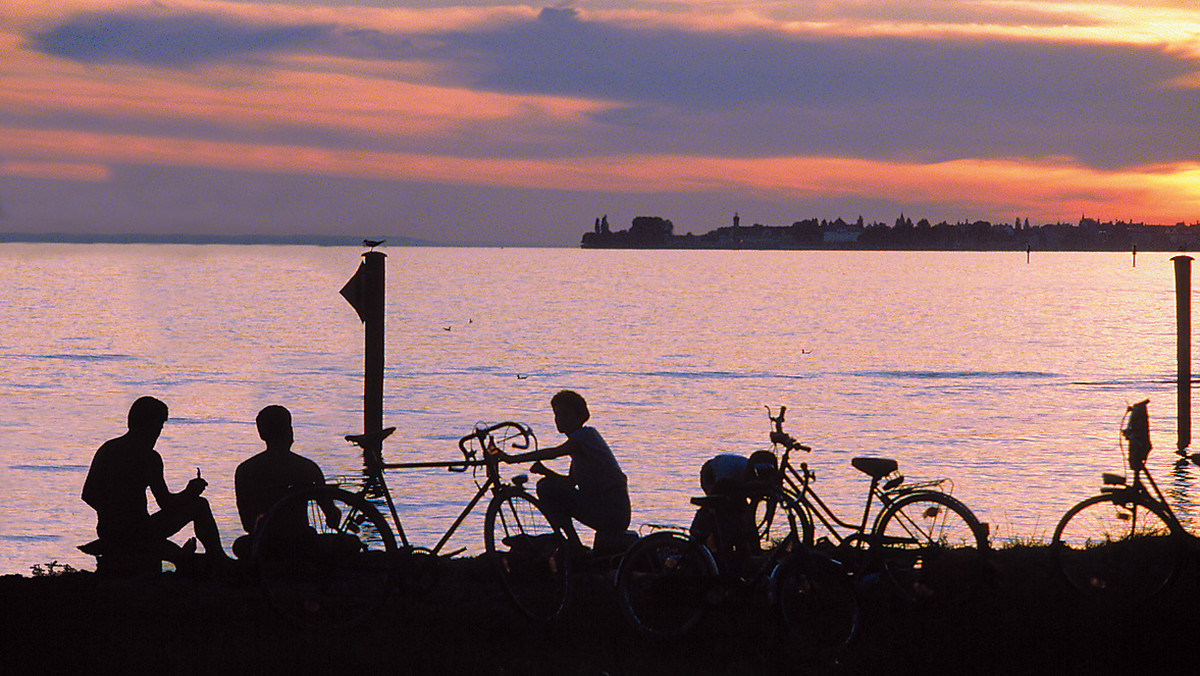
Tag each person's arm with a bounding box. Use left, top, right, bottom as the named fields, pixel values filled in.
left=529, top=460, right=567, bottom=479
left=81, top=460, right=102, bottom=510
left=234, top=464, right=258, bottom=533
left=82, top=443, right=114, bottom=511
left=500, top=436, right=579, bottom=464
left=151, top=452, right=205, bottom=508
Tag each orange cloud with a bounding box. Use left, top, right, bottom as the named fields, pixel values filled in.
left=1, top=40, right=599, bottom=146
left=3, top=124, right=1197, bottom=222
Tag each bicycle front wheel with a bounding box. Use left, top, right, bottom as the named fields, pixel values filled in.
left=254, top=485, right=397, bottom=629
left=755, top=494, right=813, bottom=552
left=772, top=549, right=859, bottom=657
left=871, top=491, right=989, bottom=603
left=484, top=489, right=572, bottom=622
left=614, top=531, right=718, bottom=638
left=1052, top=492, right=1183, bottom=599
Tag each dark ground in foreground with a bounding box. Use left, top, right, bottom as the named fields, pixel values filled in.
left=3, top=546, right=1198, bottom=675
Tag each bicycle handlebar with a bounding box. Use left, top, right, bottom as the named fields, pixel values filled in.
left=766, top=405, right=811, bottom=453
left=458, top=421, right=536, bottom=463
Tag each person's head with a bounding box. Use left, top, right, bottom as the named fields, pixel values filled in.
left=127, top=396, right=168, bottom=432
left=551, top=389, right=589, bottom=434
left=256, top=405, right=294, bottom=448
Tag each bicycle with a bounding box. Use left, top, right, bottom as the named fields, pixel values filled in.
left=252, top=421, right=572, bottom=628
left=755, top=406, right=991, bottom=603
left=1051, top=399, right=1191, bottom=599
left=614, top=500, right=860, bottom=656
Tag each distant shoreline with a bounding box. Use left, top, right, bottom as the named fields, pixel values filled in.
left=0, top=233, right=433, bottom=247
left=581, top=215, right=1200, bottom=252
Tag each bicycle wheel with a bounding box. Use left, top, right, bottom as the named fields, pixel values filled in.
left=484, top=489, right=572, bottom=622
left=871, top=491, right=989, bottom=603
left=772, top=549, right=859, bottom=657
left=1051, top=492, right=1183, bottom=599
left=614, top=531, right=718, bottom=638
left=755, top=494, right=813, bottom=552
left=254, top=485, right=397, bottom=629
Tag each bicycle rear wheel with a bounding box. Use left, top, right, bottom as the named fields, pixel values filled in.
left=484, top=489, right=572, bottom=622
left=254, top=485, right=397, bottom=629
left=871, top=491, right=989, bottom=603
left=772, top=549, right=859, bottom=657
left=1051, top=492, right=1183, bottom=599
left=614, top=530, right=718, bottom=638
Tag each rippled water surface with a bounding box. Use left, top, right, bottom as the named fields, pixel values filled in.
left=3, top=245, right=1198, bottom=574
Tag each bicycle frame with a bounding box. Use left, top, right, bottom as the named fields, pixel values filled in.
left=765, top=406, right=951, bottom=549
left=777, top=450, right=884, bottom=547
left=347, top=421, right=535, bottom=555
left=254, top=420, right=574, bottom=628
left=782, top=453, right=868, bottom=545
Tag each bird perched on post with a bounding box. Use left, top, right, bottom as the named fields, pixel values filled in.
left=363, top=238, right=386, bottom=250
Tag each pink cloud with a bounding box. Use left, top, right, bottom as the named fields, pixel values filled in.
left=0, top=159, right=110, bottom=182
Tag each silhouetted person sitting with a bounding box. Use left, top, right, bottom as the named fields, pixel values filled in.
left=233, top=405, right=339, bottom=559
left=499, top=390, right=631, bottom=551
left=81, top=396, right=229, bottom=573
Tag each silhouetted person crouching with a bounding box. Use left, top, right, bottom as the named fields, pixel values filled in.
left=499, top=390, right=631, bottom=550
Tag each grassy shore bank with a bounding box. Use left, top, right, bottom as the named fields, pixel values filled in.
left=3, top=546, right=1196, bottom=675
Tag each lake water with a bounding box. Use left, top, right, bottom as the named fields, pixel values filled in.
left=3, top=244, right=1198, bottom=575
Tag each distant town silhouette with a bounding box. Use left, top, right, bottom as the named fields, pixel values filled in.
left=582, top=214, right=1200, bottom=251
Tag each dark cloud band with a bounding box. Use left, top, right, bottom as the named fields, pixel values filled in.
left=30, top=11, right=332, bottom=66
left=25, top=6, right=1200, bottom=170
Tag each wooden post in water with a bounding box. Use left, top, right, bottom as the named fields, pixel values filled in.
left=1173, top=255, right=1192, bottom=453
left=341, top=251, right=387, bottom=437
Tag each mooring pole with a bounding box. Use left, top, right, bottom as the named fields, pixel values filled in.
left=1173, top=255, right=1192, bottom=453
left=363, top=251, right=385, bottom=435
left=341, top=250, right=387, bottom=437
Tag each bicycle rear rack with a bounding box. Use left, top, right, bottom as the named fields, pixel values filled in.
left=882, top=477, right=949, bottom=496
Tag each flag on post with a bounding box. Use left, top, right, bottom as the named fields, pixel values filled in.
left=340, top=261, right=369, bottom=323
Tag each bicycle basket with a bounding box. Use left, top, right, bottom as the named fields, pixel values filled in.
left=699, top=454, right=748, bottom=495
left=746, top=450, right=779, bottom=488
left=1123, top=399, right=1152, bottom=471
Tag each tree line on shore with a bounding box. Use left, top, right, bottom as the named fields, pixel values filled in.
left=581, top=214, right=1200, bottom=251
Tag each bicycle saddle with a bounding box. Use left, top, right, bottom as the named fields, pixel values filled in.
left=345, top=426, right=396, bottom=447
left=690, top=494, right=747, bottom=510
left=851, top=457, right=898, bottom=479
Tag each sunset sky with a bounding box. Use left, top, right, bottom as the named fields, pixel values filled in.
left=3, top=1, right=1199, bottom=245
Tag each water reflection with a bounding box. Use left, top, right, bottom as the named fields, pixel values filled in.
left=6, top=247, right=1200, bottom=573
left=1168, top=456, right=1198, bottom=531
